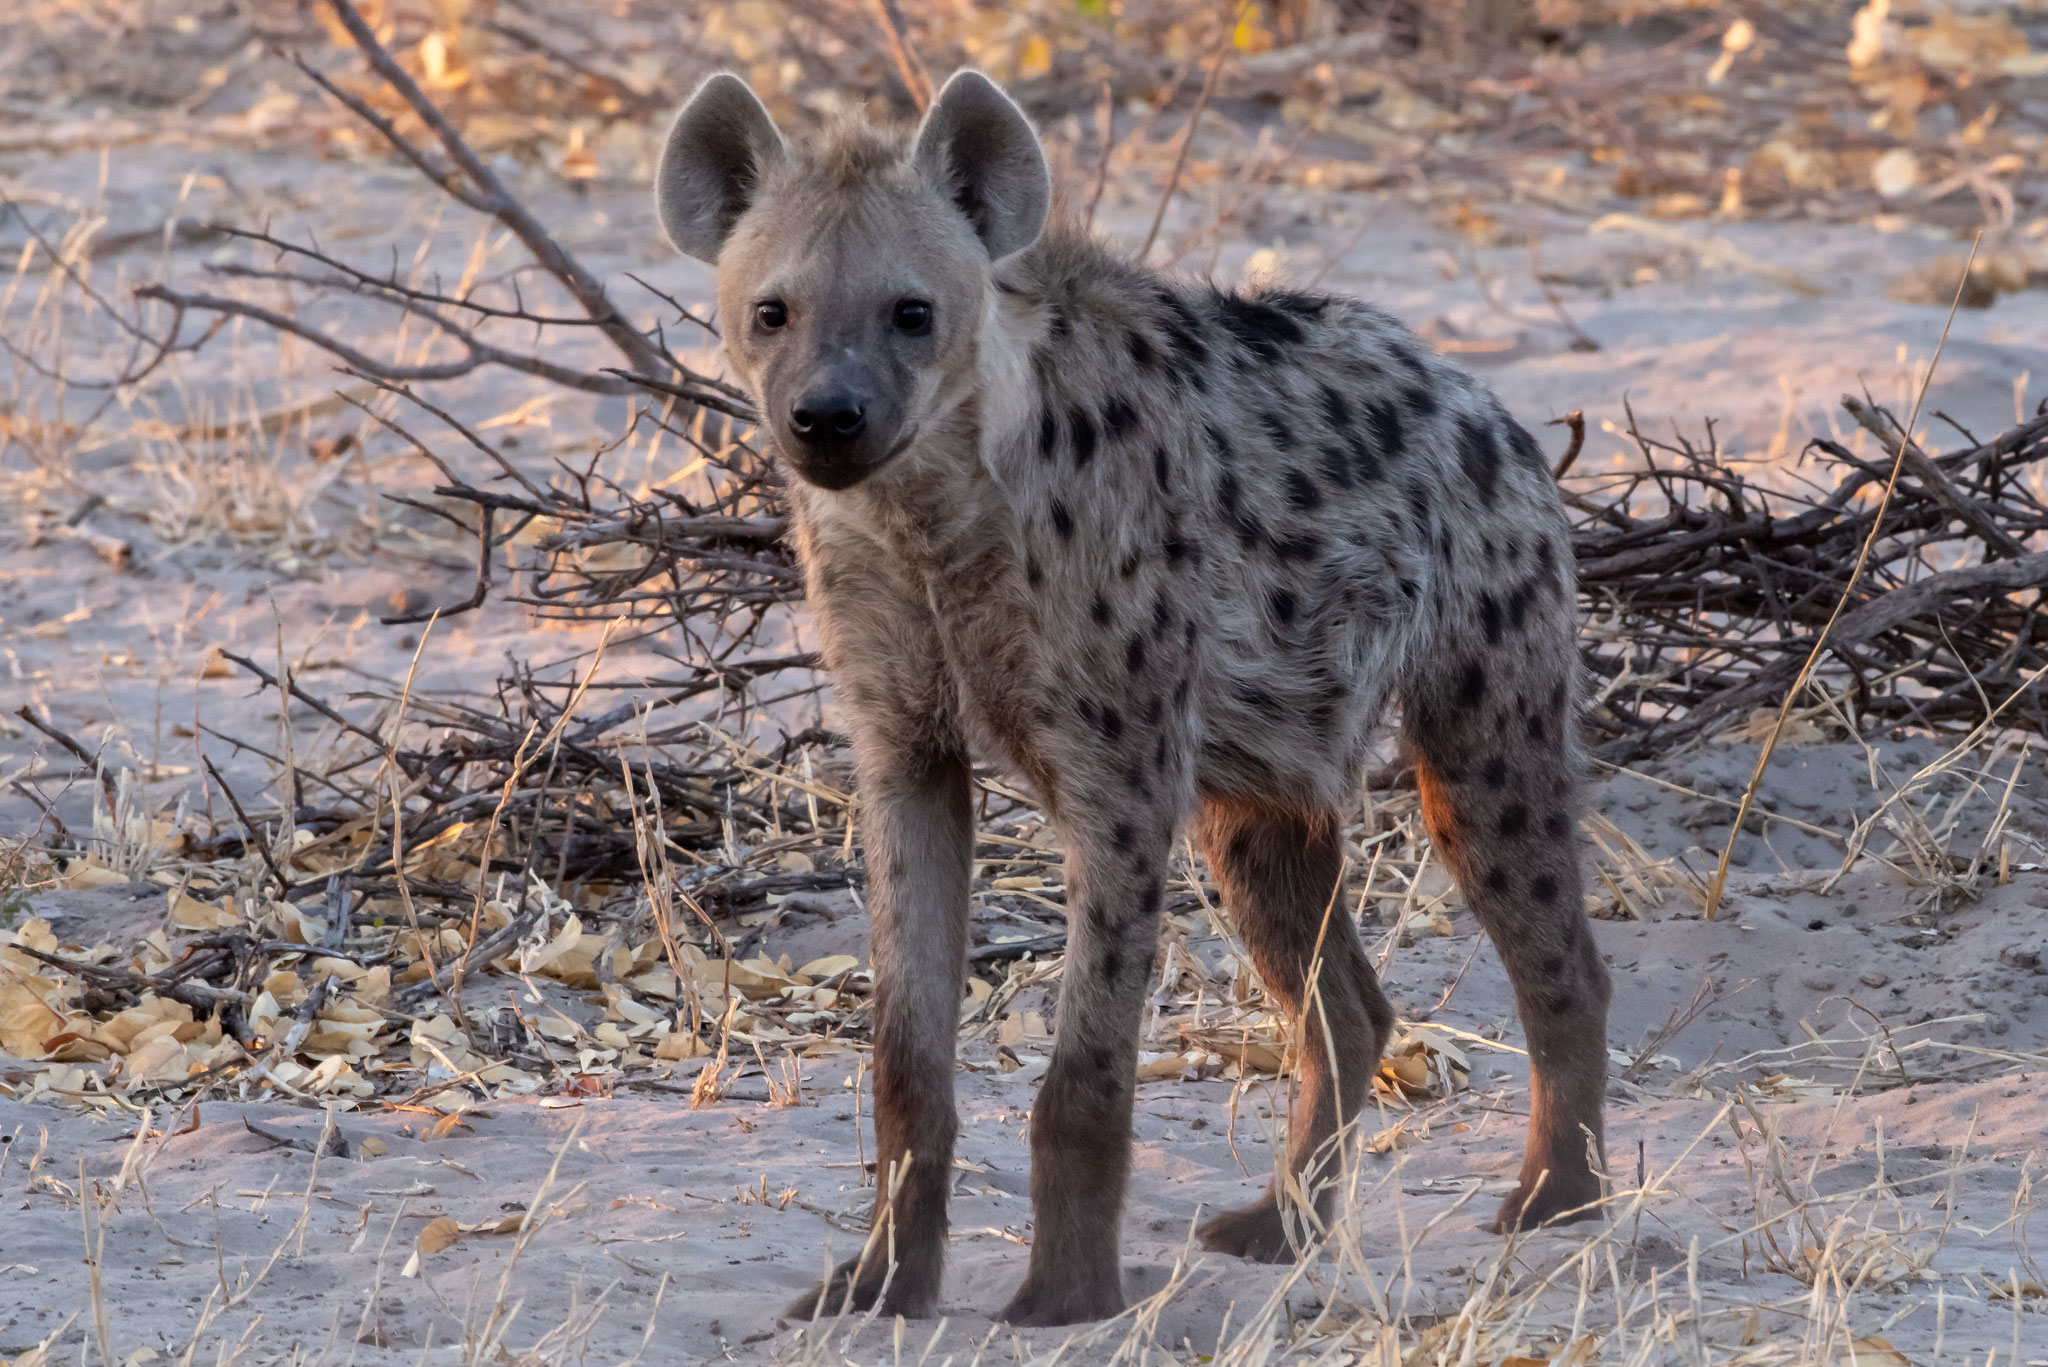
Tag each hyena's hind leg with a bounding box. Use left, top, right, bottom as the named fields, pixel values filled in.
left=1402, top=631, right=1611, bottom=1232
left=1193, top=797, right=1397, bottom=1262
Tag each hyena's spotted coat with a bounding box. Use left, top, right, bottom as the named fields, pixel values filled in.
left=656, top=69, right=1611, bottom=1327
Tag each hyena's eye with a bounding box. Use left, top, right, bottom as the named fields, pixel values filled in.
left=755, top=300, right=788, bottom=330
left=892, top=299, right=932, bottom=336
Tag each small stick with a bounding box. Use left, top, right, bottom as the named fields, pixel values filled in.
left=1084, top=82, right=1115, bottom=230
left=871, top=0, right=933, bottom=113
left=1139, top=8, right=1239, bottom=263
left=202, top=757, right=295, bottom=897
left=383, top=506, right=494, bottom=625
left=14, top=706, right=119, bottom=814
left=1547, top=410, right=1586, bottom=480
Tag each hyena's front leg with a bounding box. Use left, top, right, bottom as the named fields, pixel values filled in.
left=787, top=743, right=973, bottom=1319
left=997, top=807, right=1179, bottom=1327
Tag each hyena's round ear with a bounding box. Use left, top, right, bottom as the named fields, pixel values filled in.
left=913, top=70, right=1049, bottom=263
left=655, top=73, right=787, bottom=264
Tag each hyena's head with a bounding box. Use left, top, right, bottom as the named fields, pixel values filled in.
left=656, top=71, right=1049, bottom=492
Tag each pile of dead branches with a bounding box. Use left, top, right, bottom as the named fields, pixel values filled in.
left=1571, top=395, right=2048, bottom=760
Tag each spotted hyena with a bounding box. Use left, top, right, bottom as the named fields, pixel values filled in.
left=655, top=70, right=1611, bottom=1326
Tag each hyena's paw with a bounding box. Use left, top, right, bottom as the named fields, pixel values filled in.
left=995, top=1270, right=1126, bottom=1327
left=784, top=1253, right=938, bottom=1321
left=1488, top=1170, right=1604, bottom=1235
left=1197, top=1196, right=1301, bottom=1263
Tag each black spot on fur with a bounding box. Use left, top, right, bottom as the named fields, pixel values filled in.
left=1267, top=289, right=1330, bottom=320
left=1479, top=594, right=1503, bottom=646
left=1127, top=331, right=1159, bottom=370
left=1050, top=500, right=1074, bottom=540
left=1457, top=415, right=1502, bottom=507
left=1484, top=866, right=1509, bottom=894
left=1400, top=486, right=1432, bottom=544
left=1482, top=756, right=1507, bottom=788
left=1025, top=556, right=1043, bottom=589
left=1343, top=434, right=1381, bottom=483
left=1402, top=386, right=1439, bottom=421
left=1456, top=661, right=1487, bottom=710
left=1070, top=407, right=1099, bottom=469
left=1320, top=442, right=1355, bottom=490
left=1153, top=445, right=1171, bottom=492
left=1269, top=587, right=1298, bottom=625
left=1506, top=418, right=1545, bottom=471
left=1099, top=706, right=1124, bottom=740
left=1047, top=305, right=1071, bottom=339
left=1152, top=596, right=1173, bottom=638
left=1163, top=535, right=1189, bottom=566
left=1531, top=873, right=1560, bottom=903
left=1366, top=399, right=1405, bottom=464
left=1237, top=684, right=1283, bottom=717
left=1547, top=812, right=1570, bottom=839
left=1157, top=291, right=1210, bottom=365
left=1219, top=472, right=1265, bottom=549
left=1140, top=884, right=1162, bottom=918
left=1118, top=550, right=1141, bottom=579
left=1204, top=423, right=1235, bottom=463
left=1212, top=293, right=1306, bottom=362
left=1386, top=340, right=1430, bottom=382
left=1542, top=955, right=1564, bottom=978
left=1285, top=469, right=1321, bottom=512
left=1103, top=397, right=1139, bottom=440
left=1126, top=634, right=1148, bottom=674
left=1259, top=410, right=1295, bottom=449
left=1112, top=822, right=1133, bottom=852
left=1038, top=409, right=1058, bottom=460
left=1527, top=713, right=1546, bottom=742
left=1319, top=384, right=1351, bottom=430
left=1091, top=594, right=1111, bottom=626
left=1269, top=531, right=1322, bottom=562
left=1499, top=805, right=1529, bottom=839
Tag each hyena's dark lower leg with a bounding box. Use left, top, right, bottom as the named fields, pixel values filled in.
left=1403, top=644, right=1611, bottom=1232
left=996, top=820, right=1175, bottom=1327
left=1193, top=797, right=1396, bottom=1261
left=787, top=749, right=973, bottom=1320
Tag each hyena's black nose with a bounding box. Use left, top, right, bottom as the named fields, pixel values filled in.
left=789, top=393, right=867, bottom=446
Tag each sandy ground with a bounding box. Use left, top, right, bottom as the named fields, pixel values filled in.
left=7, top=31, right=2048, bottom=1367
left=6, top=744, right=2048, bottom=1364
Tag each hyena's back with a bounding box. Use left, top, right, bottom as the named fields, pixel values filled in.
left=1005, top=233, right=1577, bottom=810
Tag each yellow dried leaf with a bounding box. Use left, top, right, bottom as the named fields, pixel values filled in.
left=1836, top=1337, right=1909, bottom=1367
left=654, top=1029, right=707, bottom=1060
left=795, top=954, right=857, bottom=980
left=60, top=861, right=127, bottom=891
left=1018, top=33, right=1052, bottom=79
left=417, top=1215, right=461, bottom=1254
left=170, top=892, right=237, bottom=929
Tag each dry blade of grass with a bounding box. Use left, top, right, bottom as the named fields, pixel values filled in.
left=1706, top=235, right=1983, bottom=919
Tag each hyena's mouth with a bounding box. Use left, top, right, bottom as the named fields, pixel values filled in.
left=785, top=425, right=920, bottom=493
